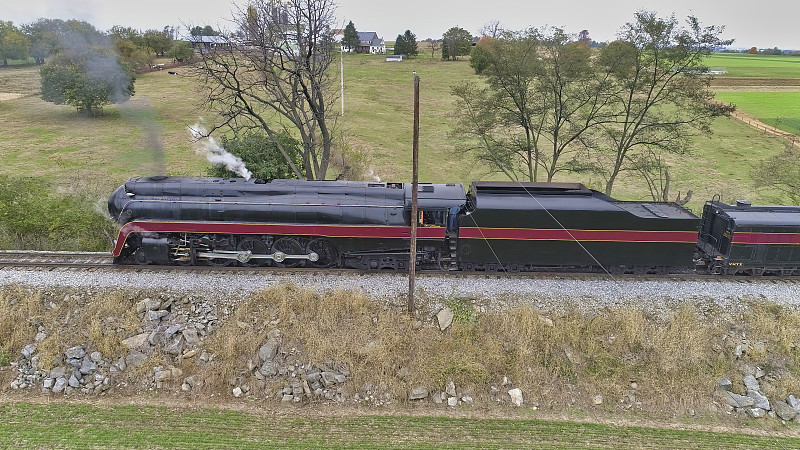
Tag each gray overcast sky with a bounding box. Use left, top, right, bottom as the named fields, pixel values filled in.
left=3, top=0, right=799, bottom=49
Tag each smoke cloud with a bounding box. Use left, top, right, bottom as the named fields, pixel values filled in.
left=189, top=124, right=253, bottom=180
left=365, top=169, right=381, bottom=182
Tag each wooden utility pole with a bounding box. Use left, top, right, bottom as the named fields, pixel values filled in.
left=340, top=46, right=344, bottom=116
left=408, top=73, right=420, bottom=313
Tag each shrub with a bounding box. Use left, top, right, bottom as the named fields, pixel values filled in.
left=0, top=176, right=115, bottom=251
left=207, top=131, right=302, bottom=180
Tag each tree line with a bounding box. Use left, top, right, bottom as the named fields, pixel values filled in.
left=448, top=12, right=735, bottom=200
left=0, top=19, right=195, bottom=68
left=0, top=18, right=203, bottom=115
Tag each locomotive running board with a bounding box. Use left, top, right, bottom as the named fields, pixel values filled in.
left=195, top=250, right=319, bottom=264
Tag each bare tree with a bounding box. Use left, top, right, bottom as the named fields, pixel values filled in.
left=193, top=0, right=339, bottom=180
left=478, top=20, right=503, bottom=38
left=752, top=143, right=800, bottom=204
left=426, top=38, right=439, bottom=58
left=629, top=148, right=692, bottom=204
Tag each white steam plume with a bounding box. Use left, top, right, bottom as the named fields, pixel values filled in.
left=365, top=169, right=381, bottom=182
left=189, top=124, right=252, bottom=180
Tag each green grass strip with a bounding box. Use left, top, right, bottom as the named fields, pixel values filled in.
left=0, top=402, right=798, bottom=449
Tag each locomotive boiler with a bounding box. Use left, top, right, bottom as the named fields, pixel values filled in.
left=108, top=176, right=465, bottom=269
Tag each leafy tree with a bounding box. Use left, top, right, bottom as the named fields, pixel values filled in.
left=207, top=132, right=302, bottom=180
left=194, top=0, right=340, bottom=180
left=342, top=20, right=358, bottom=51
left=453, top=28, right=610, bottom=182
left=114, top=38, right=154, bottom=71
left=168, top=41, right=194, bottom=62
left=591, top=12, right=735, bottom=195
left=22, top=19, right=62, bottom=64
left=163, top=25, right=177, bottom=40
left=469, top=36, right=494, bottom=74
left=578, top=29, right=591, bottom=45
left=398, top=30, right=417, bottom=56
left=752, top=143, right=800, bottom=204
left=394, top=33, right=407, bottom=55
left=22, top=19, right=106, bottom=65
left=142, top=29, right=172, bottom=56
left=451, top=81, right=519, bottom=180
left=747, top=46, right=758, bottom=54
left=40, top=46, right=135, bottom=116
left=109, top=25, right=140, bottom=43
left=189, top=25, right=218, bottom=37
left=0, top=21, right=30, bottom=65
left=441, top=26, right=472, bottom=60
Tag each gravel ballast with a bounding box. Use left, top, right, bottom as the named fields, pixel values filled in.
left=1, top=268, right=797, bottom=315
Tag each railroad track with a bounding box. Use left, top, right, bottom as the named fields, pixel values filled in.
left=1, top=250, right=798, bottom=285
left=0, top=250, right=113, bottom=268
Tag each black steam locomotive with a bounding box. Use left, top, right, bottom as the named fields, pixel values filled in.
left=107, top=176, right=800, bottom=275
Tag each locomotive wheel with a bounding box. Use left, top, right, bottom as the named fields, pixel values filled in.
left=207, top=241, right=236, bottom=267
left=133, top=249, right=149, bottom=265
left=237, top=237, right=269, bottom=267
left=272, top=237, right=304, bottom=268
left=307, top=238, right=338, bottom=268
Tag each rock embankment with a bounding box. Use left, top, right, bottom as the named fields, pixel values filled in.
left=5, top=282, right=800, bottom=425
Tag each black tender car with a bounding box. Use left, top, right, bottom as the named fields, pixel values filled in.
left=456, top=182, right=701, bottom=273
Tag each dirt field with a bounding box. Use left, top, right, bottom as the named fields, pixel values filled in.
left=0, top=93, right=25, bottom=101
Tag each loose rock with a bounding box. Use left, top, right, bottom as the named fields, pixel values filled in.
left=408, top=387, right=428, bottom=400
left=436, top=307, right=453, bottom=331
left=508, top=388, right=524, bottom=407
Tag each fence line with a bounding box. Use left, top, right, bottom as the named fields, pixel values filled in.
left=730, top=111, right=800, bottom=148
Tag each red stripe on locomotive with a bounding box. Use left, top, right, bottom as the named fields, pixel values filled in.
left=458, top=227, right=698, bottom=243
left=731, top=232, right=800, bottom=245
left=113, top=221, right=447, bottom=257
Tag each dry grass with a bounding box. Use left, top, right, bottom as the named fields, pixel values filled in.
left=202, top=285, right=800, bottom=415
left=0, top=286, right=140, bottom=370
left=0, top=286, right=45, bottom=362
left=4, top=283, right=800, bottom=419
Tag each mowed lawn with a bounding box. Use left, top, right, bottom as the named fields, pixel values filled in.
left=2, top=402, right=799, bottom=449
left=715, top=92, right=800, bottom=136
left=0, top=64, right=209, bottom=197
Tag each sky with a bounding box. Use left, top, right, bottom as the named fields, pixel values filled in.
left=3, top=0, right=799, bottom=50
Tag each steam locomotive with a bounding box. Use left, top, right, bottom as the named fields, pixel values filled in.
left=107, top=176, right=800, bottom=276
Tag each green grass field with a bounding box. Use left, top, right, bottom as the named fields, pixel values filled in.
left=706, top=53, right=800, bottom=78
left=0, top=52, right=797, bottom=251
left=2, top=402, right=798, bottom=449
left=715, top=92, right=800, bottom=136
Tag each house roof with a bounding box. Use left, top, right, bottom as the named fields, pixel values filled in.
left=357, top=31, right=384, bottom=47
left=184, top=35, right=228, bottom=44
